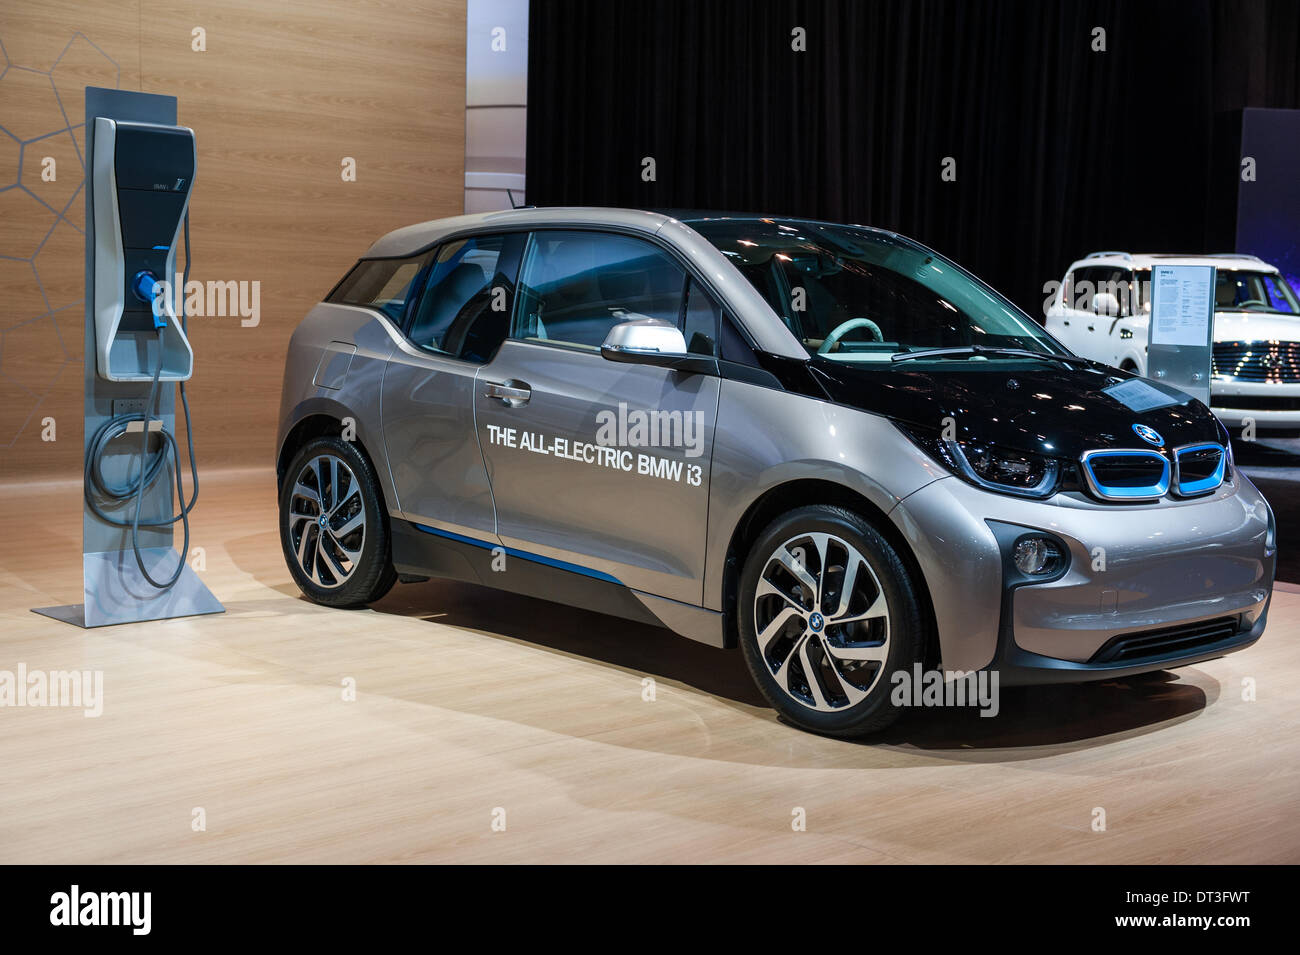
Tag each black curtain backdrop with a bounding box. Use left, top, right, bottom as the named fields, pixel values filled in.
left=526, top=0, right=1300, bottom=316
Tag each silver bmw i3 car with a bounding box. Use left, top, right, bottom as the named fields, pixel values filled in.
left=276, top=207, right=1275, bottom=736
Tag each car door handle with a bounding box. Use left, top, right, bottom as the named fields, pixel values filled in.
left=1087, top=324, right=1095, bottom=332
left=483, top=380, right=531, bottom=405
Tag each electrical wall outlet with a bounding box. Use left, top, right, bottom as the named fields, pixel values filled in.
left=111, top=398, right=149, bottom=417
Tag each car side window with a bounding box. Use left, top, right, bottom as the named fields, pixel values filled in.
left=1071, top=267, right=1100, bottom=310
left=1114, top=269, right=1135, bottom=317
left=406, top=233, right=524, bottom=362
left=512, top=231, right=687, bottom=350
left=720, top=312, right=760, bottom=366
left=329, top=253, right=433, bottom=322
left=681, top=278, right=720, bottom=356
left=1133, top=268, right=1151, bottom=313
left=1076, top=266, right=1137, bottom=317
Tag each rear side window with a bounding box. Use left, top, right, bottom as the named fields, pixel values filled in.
left=329, top=254, right=432, bottom=321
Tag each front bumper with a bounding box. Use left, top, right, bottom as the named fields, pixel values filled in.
left=891, top=473, right=1275, bottom=680
left=986, top=597, right=1268, bottom=685
left=1212, top=380, right=1300, bottom=429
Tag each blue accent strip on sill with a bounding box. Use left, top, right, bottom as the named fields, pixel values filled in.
left=412, top=522, right=623, bottom=585
left=152, top=244, right=170, bottom=250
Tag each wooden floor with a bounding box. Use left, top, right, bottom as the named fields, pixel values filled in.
left=1, top=468, right=1297, bottom=864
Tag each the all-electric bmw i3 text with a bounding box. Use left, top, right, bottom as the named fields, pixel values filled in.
left=276, top=208, right=1275, bottom=736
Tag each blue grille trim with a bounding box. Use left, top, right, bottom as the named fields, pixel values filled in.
left=1080, top=448, right=1171, bottom=501
left=1173, top=443, right=1227, bottom=497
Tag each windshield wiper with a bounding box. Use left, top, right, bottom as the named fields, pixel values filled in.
left=890, top=344, right=1096, bottom=367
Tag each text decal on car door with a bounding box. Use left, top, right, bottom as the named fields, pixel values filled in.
left=483, top=423, right=704, bottom=486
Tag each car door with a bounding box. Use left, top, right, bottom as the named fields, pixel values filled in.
left=380, top=232, right=525, bottom=538
left=474, top=229, right=720, bottom=605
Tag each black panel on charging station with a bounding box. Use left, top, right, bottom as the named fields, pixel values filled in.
left=114, top=124, right=194, bottom=332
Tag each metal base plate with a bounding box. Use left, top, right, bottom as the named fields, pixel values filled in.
left=32, top=547, right=224, bottom=628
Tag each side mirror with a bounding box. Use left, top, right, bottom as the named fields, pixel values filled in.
left=1092, top=291, right=1120, bottom=317
left=600, top=317, right=716, bottom=374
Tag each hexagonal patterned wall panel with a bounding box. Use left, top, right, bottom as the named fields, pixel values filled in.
left=1, top=3, right=466, bottom=479
left=0, top=32, right=119, bottom=449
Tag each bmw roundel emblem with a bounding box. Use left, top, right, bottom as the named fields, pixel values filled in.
left=1132, top=423, right=1165, bottom=447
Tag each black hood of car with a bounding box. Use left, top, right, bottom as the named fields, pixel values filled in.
left=808, top=356, right=1224, bottom=459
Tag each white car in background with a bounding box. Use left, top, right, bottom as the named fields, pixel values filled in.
left=1046, top=252, right=1300, bottom=434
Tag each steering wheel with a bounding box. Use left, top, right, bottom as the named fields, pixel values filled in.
left=818, top=317, right=884, bottom=354
left=1237, top=298, right=1267, bottom=309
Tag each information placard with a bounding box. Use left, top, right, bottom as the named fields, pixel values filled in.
left=1146, top=264, right=1215, bottom=406
left=1150, top=265, right=1214, bottom=347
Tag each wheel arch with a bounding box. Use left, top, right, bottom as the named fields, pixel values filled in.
left=276, top=403, right=389, bottom=514
left=719, top=478, right=938, bottom=664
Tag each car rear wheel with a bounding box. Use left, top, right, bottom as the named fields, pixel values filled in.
left=738, top=505, right=922, bottom=737
left=279, top=435, right=396, bottom=608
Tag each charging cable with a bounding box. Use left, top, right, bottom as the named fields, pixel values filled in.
left=84, top=213, right=200, bottom=589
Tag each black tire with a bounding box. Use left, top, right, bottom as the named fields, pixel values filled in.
left=738, top=505, right=922, bottom=737
left=279, top=435, right=397, bottom=608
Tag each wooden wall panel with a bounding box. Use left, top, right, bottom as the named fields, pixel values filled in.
left=0, top=0, right=465, bottom=479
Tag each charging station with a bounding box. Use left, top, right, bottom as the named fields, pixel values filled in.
left=33, top=87, right=223, bottom=628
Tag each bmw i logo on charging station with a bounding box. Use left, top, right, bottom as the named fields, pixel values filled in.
left=1132, top=423, right=1165, bottom=447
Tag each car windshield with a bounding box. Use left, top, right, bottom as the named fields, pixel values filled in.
left=689, top=218, right=1067, bottom=362
left=1214, top=269, right=1300, bottom=314
left=1131, top=268, right=1300, bottom=316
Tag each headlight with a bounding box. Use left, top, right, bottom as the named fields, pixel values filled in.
left=901, top=426, right=1061, bottom=499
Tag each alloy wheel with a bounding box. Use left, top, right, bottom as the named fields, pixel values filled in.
left=287, top=454, right=366, bottom=589
left=752, top=531, right=891, bottom=712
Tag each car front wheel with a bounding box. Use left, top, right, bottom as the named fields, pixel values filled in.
left=738, top=505, right=922, bottom=737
